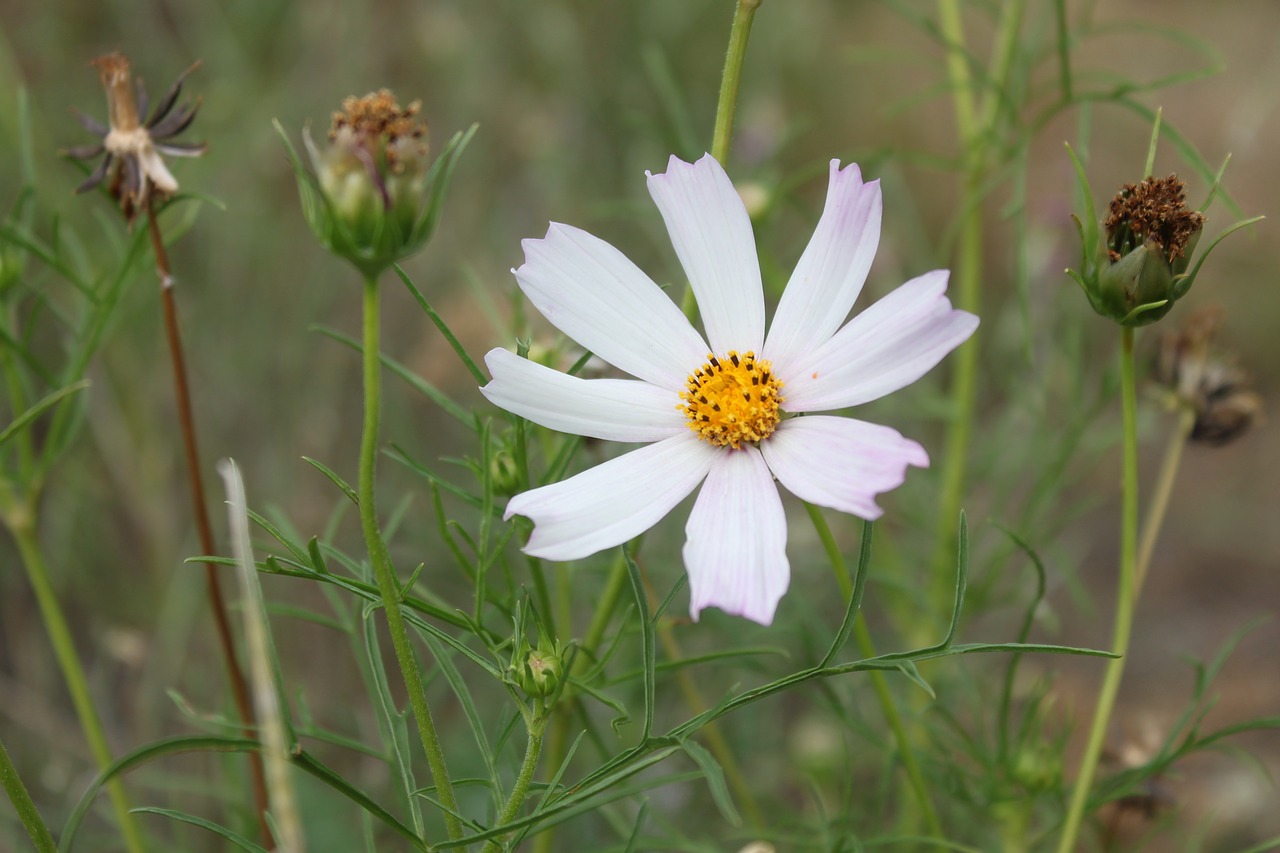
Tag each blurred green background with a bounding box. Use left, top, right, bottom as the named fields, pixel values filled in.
left=1, top=0, right=1277, bottom=849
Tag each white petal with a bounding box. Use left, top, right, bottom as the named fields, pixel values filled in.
left=682, top=447, right=789, bottom=625
left=480, top=348, right=686, bottom=443
left=646, top=154, right=765, bottom=355
left=779, top=270, right=979, bottom=412
left=760, top=416, right=928, bottom=519
left=763, top=161, right=881, bottom=368
left=507, top=434, right=715, bottom=561
left=515, top=223, right=709, bottom=391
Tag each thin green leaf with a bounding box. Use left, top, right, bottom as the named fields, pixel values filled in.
left=131, top=807, right=268, bottom=853
left=680, top=740, right=741, bottom=827
left=0, top=380, right=88, bottom=450
left=624, top=549, right=656, bottom=740
left=291, top=750, right=428, bottom=849
left=392, top=262, right=487, bottom=384
left=300, top=456, right=359, bottom=506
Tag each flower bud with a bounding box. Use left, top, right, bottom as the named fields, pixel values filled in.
left=278, top=92, right=474, bottom=277
left=517, top=646, right=564, bottom=698
left=1081, top=175, right=1204, bottom=326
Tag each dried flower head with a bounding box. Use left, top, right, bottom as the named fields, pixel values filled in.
left=1156, top=306, right=1261, bottom=446
left=280, top=90, right=473, bottom=277
left=64, top=53, right=205, bottom=223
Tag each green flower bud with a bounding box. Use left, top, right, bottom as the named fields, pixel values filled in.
left=518, top=646, right=564, bottom=698
left=277, top=92, right=474, bottom=278
left=488, top=446, right=522, bottom=498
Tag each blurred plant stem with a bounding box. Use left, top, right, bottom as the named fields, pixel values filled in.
left=482, top=700, right=547, bottom=853
left=682, top=0, right=760, bottom=320
left=4, top=514, right=146, bottom=853
left=358, top=273, right=461, bottom=843
left=0, top=713, right=57, bottom=852
left=144, top=196, right=273, bottom=848
left=805, top=504, right=943, bottom=839
left=1056, top=327, right=1141, bottom=853
left=927, top=0, right=1026, bottom=628
left=1136, top=407, right=1195, bottom=593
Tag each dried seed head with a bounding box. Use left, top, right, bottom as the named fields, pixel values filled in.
left=1105, top=175, right=1205, bottom=265
left=1156, top=306, right=1262, bottom=446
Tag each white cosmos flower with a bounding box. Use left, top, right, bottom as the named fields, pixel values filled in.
left=481, top=154, right=978, bottom=625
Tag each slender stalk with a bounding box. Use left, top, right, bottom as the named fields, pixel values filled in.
left=1135, top=407, right=1194, bottom=593
left=682, top=0, right=761, bottom=320
left=710, top=0, right=761, bottom=164
left=805, top=503, right=942, bottom=838
left=10, top=520, right=146, bottom=853
left=534, top=553, right=629, bottom=853
left=0, top=734, right=57, bottom=853
left=144, top=197, right=273, bottom=847
left=1056, top=327, right=1141, bottom=853
left=482, top=707, right=547, bottom=853
left=927, top=0, right=985, bottom=629
left=359, top=274, right=462, bottom=842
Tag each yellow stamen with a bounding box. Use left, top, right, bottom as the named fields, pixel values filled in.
left=680, top=350, right=784, bottom=449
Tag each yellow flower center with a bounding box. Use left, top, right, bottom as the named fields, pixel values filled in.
left=680, top=351, right=784, bottom=449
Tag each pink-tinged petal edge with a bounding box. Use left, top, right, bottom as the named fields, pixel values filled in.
left=763, top=161, right=882, bottom=370
left=646, top=154, right=765, bottom=356
left=779, top=270, right=979, bottom=412
left=480, top=348, right=685, bottom=443
left=506, top=434, right=715, bottom=561
left=683, top=446, right=789, bottom=626
left=514, top=222, right=708, bottom=391
left=760, top=416, right=928, bottom=520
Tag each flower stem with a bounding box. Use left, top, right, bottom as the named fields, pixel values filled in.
left=1056, top=326, right=1141, bottom=853
left=9, top=519, right=147, bottom=853
left=0, top=732, right=57, bottom=853
left=710, top=0, right=761, bottom=165
left=805, top=503, right=942, bottom=838
left=482, top=705, right=547, bottom=853
left=683, top=0, right=761, bottom=321
left=1135, top=407, right=1194, bottom=593
left=144, top=197, right=273, bottom=848
left=359, top=274, right=462, bottom=842
left=926, top=0, right=985, bottom=632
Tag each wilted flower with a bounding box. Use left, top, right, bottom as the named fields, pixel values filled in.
left=1156, top=306, right=1261, bottom=446
left=278, top=91, right=474, bottom=277
left=1072, top=174, right=1204, bottom=327
left=64, top=52, right=204, bottom=224
left=482, top=154, right=977, bottom=625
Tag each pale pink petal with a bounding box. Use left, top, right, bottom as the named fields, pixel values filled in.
left=515, top=223, right=709, bottom=391
left=480, top=348, right=686, bottom=443
left=646, top=154, right=765, bottom=355
left=760, top=416, right=928, bottom=519
left=507, top=434, right=715, bottom=561
left=763, top=161, right=881, bottom=369
left=683, top=447, right=789, bottom=625
left=779, top=270, right=978, bottom=412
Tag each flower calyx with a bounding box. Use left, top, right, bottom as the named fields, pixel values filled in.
left=277, top=91, right=476, bottom=278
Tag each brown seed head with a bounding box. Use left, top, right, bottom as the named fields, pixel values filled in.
left=1105, top=175, right=1205, bottom=264
left=330, top=90, right=428, bottom=173
left=1156, top=306, right=1262, bottom=446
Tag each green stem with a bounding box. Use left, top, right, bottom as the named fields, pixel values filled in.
left=710, top=0, right=761, bottom=164
left=1056, top=326, right=1141, bottom=853
left=1135, top=407, right=1194, bottom=594
left=0, top=734, right=56, bottom=853
left=533, top=552, right=629, bottom=853
left=9, top=520, right=147, bottom=853
left=927, top=0, right=985, bottom=629
left=359, top=274, right=462, bottom=842
left=482, top=708, right=547, bottom=853
left=682, top=0, right=761, bottom=321
left=804, top=503, right=942, bottom=838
